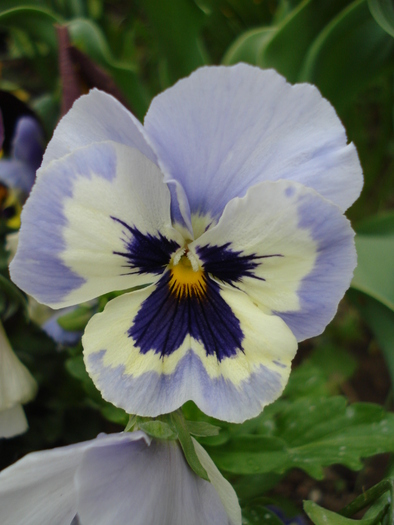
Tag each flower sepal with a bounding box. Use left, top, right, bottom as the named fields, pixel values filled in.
left=127, top=410, right=220, bottom=482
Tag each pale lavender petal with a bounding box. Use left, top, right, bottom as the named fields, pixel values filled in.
left=41, top=89, right=156, bottom=167
left=144, top=64, right=362, bottom=222
left=77, top=435, right=233, bottom=525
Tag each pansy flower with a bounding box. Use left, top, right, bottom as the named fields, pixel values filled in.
left=0, top=430, right=241, bottom=525
left=10, top=64, right=362, bottom=422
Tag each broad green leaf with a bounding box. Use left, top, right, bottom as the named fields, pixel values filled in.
left=140, top=0, right=208, bottom=84
left=258, top=0, right=351, bottom=81
left=298, top=0, right=394, bottom=110
left=209, top=397, right=394, bottom=479
left=349, top=290, right=394, bottom=386
left=304, top=501, right=378, bottom=525
left=67, top=18, right=149, bottom=118
left=351, top=232, right=394, bottom=311
left=0, top=7, right=60, bottom=51
left=222, top=27, right=274, bottom=65
left=356, top=211, right=394, bottom=236
left=368, top=0, right=394, bottom=37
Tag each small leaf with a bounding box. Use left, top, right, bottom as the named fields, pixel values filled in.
left=57, top=305, right=93, bottom=331
left=171, top=412, right=209, bottom=481
left=137, top=419, right=177, bottom=440
left=186, top=420, right=221, bottom=437
left=304, top=501, right=378, bottom=525
left=368, top=0, right=394, bottom=37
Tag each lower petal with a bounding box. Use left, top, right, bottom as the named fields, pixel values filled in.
left=76, top=434, right=237, bottom=525
left=83, top=282, right=297, bottom=423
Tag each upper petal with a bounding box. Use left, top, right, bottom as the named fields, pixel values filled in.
left=10, top=141, right=183, bottom=308
left=191, top=179, right=356, bottom=341
left=76, top=434, right=235, bottom=525
left=41, top=89, right=156, bottom=168
left=144, top=64, right=362, bottom=221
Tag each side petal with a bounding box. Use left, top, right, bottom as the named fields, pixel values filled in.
left=144, top=64, right=362, bottom=222
left=41, top=89, right=156, bottom=167
left=76, top=434, right=232, bottom=525
left=0, top=404, right=28, bottom=439
left=10, top=142, right=183, bottom=308
left=191, top=180, right=356, bottom=341
left=0, top=322, right=37, bottom=410
left=83, top=282, right=297, bottom=423
left=12, top=116, right=44, bottom=172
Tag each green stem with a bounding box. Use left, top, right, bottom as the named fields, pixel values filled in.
left=339, top=479, right=394, bottom=518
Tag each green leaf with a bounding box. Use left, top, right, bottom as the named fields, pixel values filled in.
left=368, top=0, right=394, bottom=37
left=137, top=418, right=177, bottom=440
left=298, top=0, right=394, bottom=110
left=67, top=18, right=149, bottom=118
left=356, top=211, right=394, bottom=236
left=304, top=501, right=378, bottom=525
left=185, top=420, right=221, bottom=437
left=349, top=290, right=394, bottom=386
left=57, top=305, right=93, bottom=331
left=351, top=232, right=394, bottom=311
left=100, top=403, right=128, bottom=425
left=0, top=274, right=26, bottom=320
left=209, top=397, right=394, bottom=479
left=140, top=0, right=208, bottom=84
left=222, top=27, right=274, bottom=65
left=171, top=412, right=209, bottom=481
left=0, top=7, right=60, bottom=51
left=258, top=0, right=351, bottom=81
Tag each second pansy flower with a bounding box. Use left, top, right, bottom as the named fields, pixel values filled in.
left=11, top=64, right=362, bottom=422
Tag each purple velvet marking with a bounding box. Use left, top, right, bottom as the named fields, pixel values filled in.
left=87, top=349, right=283, bottom=421
left=197, top=242, right=282, bottom=285
left=11, top=143, right=118, bottom=304
left=276, top=191, right=356, bottom=341
left=129, top=272, right=243, bottom=361
left=111, top=216, right=180, bottom=275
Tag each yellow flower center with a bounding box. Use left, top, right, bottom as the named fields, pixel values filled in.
left=169, top=254, right=206, bottom=299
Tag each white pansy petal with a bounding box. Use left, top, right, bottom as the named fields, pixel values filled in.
left=0, top=322, right=37, bottom=410
left=11, top=142, right=183, bottom=308
left=193, top=438, right=242, bottom=525
left=77, top=434, right=232, bottom=525
left=0, top=442, right=88, bottom=525
left=41, top=89, right=156, bottom=167
left=144, top=64, right=362, bottom=221
left=84, top=280, right=297, bottom=423
left=191, top=180, right=356, bottom=341
left=0, top=405, right=28, bottom=439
